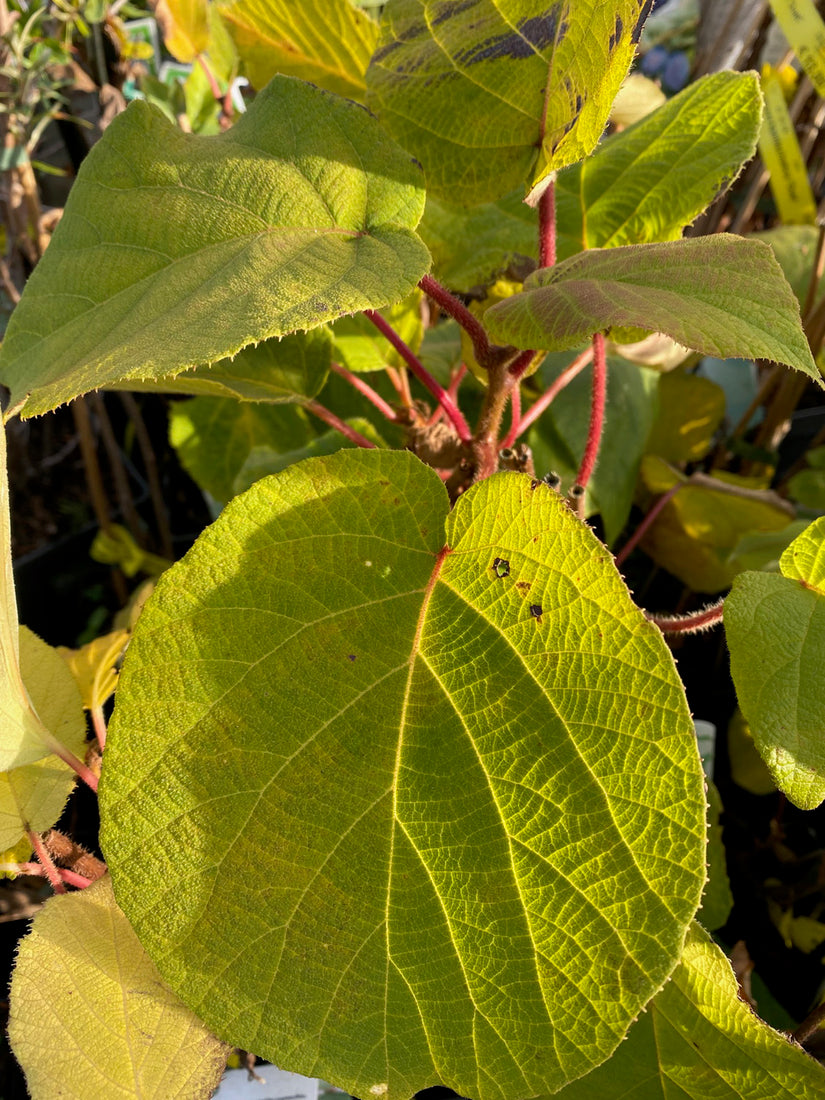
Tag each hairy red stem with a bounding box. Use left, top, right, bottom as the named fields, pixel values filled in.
left=365, top=311, right=472, bottom=442
left=18, top=862, right=95, bottom=889
left=615, top=483, right=682, bottom=567
left=516, top=347, right=593, bottom=439
left=40, top=730, right=99, bottom=793
left=27, top=830, right=66, bottom=894
left=330, top=362, right=399, bottom=422
left=647, top=600, right=725, bottom=635
left=418, top=274, right=495, bottom=369
left=196, top=54, right=222, bottom=101
left=576, top=333, right=607, bottom=490
left=508, top=348, right=538, bottom=380
left=539, top=179, right=557, bottom=268
left=500, top=382, right=522, bottom=450
left=304, top=401, right=377, bottom=448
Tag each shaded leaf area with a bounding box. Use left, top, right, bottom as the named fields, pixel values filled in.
left=330, top=289, right=423, bottom=372
left=788, top=446, right=825, bottom=512
left=699, top=779, right=733, bottom=933
left=419, top=191, right=537, bottom=294
left=555, top=71, right=762, bottom=258
left=485, top=237, right=819, bottom=382
left=8, top=876, right=230, bottom=1099
left=645, top=368, right=725, bottom=465
left=0, top=627, right=86, bottom=851
left=100, top=450, right=705, bottom=1100
left=0, top=76, right=429, bottom=418
left=638, top=456, right=793, bottom=593
left=552, top=923, right=825, bottom=1099
left=726, top=517, right=825, bottom=810
left=110, top=329, right=332, bottom=403
left=367, top=0, right=648, bottom=205
left=169, top=396, right=315, bottom=503
left=233, top=418, right=386, bottom=496
left=526, top=352, right=659, bottom=544
left=218, top=0, right=378, bottom=98
left=753, top=225, right=825, bottom=307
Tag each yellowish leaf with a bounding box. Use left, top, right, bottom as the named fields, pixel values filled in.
left=58, top=630, right=128, bottom=711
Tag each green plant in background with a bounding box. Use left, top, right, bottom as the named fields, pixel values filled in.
left=2, top=1, right=825, bottom=1098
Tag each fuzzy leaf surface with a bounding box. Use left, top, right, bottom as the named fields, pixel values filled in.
left=8, top=875, right=230, bottom=1100
left=218, top=0, right=378, bottom=98
left=366, top=0, right=650, bottom=205
left=100, top=449, right=705, bottom=1100
left=725, top=516, right=825, bottom=809
left=113, top=329, right=332, bottom=403
left=552, top=922, right=825, bottom=1099
left=555, top=71, right=762, bottom=259
left=485, top=237, right=820, bottom=381
left=0, top=76, right=429, bottom=418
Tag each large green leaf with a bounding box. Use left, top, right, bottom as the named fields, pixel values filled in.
left=217, top=0, right=378, bottom=98
left=9, top=875, right=230, bottom=1100
left=725, top=516, right=825, bottom=810
left=112, top=329, right=332, bottom=403
left=0, top=76, right=429, bottom=418
left=418, top=71, right=760, bottom=294
left=552, top=922, right=825, bottom=1099
left=100, top=449, right=706, bottom=1100
left=555, top=71, right=762, bottom=259
left=485, top=236, right=820, bottom=382
left=366, top=0, right=650, bottom=206
left=526, top=352, right=659, bottom=544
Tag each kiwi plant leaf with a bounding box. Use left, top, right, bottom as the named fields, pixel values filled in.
left=218, top=0, right=378, bottom=98
left=169, top=396, right=315, bottom=503
left=232, top=419, right=387, bottom=496
left=417, top=71, right=759, bottom=295
left=555, top=71, right=762, bottom=259
left=0, top=427, right=58, bottom=771
left=111, top=329, right=332, bottom=404
left=645, top=369, right=726, bottom=465
left=0, top=628, right=87, bottom=851
left=100, top=449, right=706, bottom=1100
left=366, top=0, right=650, bottom=206
left=551, top=922, right=825, bottom=1099
left=527, top=352, right=659, bottom=545
left=0, top=76, right=429, bottom=418
left=154, top=0, right=209, bottom=63
left=8, top=875, right=231, bottom=1100
left=725, top=516, right=825, bottom=810
left=419, top=191, right=538, bottom=294
left=752, top=225, right=825, bottom=307
left=638, top=456, right=793, bottom=594
left=330, top=289, right=424, bottom=373
left=485, top=237, right=820, bottom=382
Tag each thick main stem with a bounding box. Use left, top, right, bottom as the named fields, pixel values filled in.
left=576, top=333, right=607, bottom=490
left=472, top=363, right=515, bottom=480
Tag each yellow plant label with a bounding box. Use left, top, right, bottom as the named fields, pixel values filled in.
left=769, top=0, right=825, bottom=96
left=759, top=66, right=817, bottom=225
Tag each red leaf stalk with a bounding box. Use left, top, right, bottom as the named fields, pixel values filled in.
left=576, top=333, right=607, bottom=490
